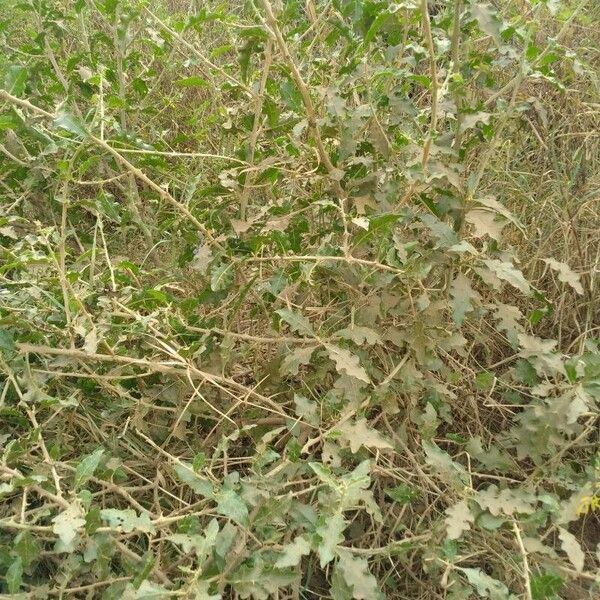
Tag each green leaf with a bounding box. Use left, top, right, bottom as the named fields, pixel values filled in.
left=216, top=489, right=248, bottom=525
left=168, top=518, right=218, bottom=561
left=475, top=371, right=495, bottom=390
left=14, top=530, right=41, bottom=568
left=3, top=65, right=28, bottom=96
left=74, top=447, right=105, bottom=490
left=95, top=192, right=122, bottom=223
left=231, top=556, right=296, bottom=599
left=280, top=77, right=303, bottom=112
left=531, top=573, right=563, bottom=600
left=6, top=556, right=23, bottom=594
left=132, top=550, right=155, bottom=590
left=176, top=76, right=209, bottom=88
left=54, top=111, right=88, bottom=137
left=0, top=328, right=16, bottom=357
left=210, top=262, right=233, bottom=291
left=384, top=484, right=419, bottom=505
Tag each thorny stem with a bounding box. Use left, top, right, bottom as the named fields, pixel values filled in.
left=420, top=0, right=438, bottom=172
left=259, top=0, right=350, bottom=253
left=239, top=40, right=273, bottom=220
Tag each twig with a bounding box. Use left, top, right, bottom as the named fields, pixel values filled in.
left=111, top=147, right=248, bottom=164
left=244, top=254, right=404, bottom=275
left=18, top=343, right=294, bottom=420
left=239, top=40, right=273, bottom=220
left=342, top=534, right=430, bottom=555
left=513, top=520, right=533, bottom=600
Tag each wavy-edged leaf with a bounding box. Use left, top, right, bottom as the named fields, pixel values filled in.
left=445, top=499, right=474, bottom=540
left=483, top=259, right=531, bottom=294
left=543, top=258, right=584, bottom=295
left=100, top=508, right=156, bottom=533
left=336, top=417, right=392, bottom=453
left=275, top=536, right=311, bottom=568
left=276, top=308, right=314, bottom=336
left=326, top=344, right=370, bottom=383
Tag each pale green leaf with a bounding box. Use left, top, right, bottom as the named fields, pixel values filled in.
left=309, top=462, right=339, bottom=489
left=336, top=417, right=392, bottom=453
left=449, top=273, right=480, bottom=325
left=445, top=499, right=474, bottom=540
left=326, top=344, right=370, bottom=383
left=316, top=512, right=346, bottom=567
left=461, top=111, right=492, bottom=130
left=460, top=567, right=516, bottom=599
left=335, top=551, right=384, bottom=600
left=210, top=262, right=233, bottom=291
left=100, top=508, right=156, bottom=533
left=123, top=580, right=170, bottom=599
left=475, top=485, right=536, bottom=516
left=334, top=326, right=381, bottom=346
left=276, top=308, right=314, bottom=336
left=543, top=258, right=584, bottom=295
left=274, top=535, right=311, bottom=568
left=483, top=259, right=531, bottom=294
left=492, top=303, right=524, bottom=347
left=173, top=462, right=214, bottom=497
left=216, top=489, right=248, bottom=525
left=52, top=502, right=86, bottom=551
left=423, top=440, right=469, bottom=488
left=470, top=3, right=503, bottom=45
left=466, top=209, right=506, bottom=241
left=558, top=527, right=585, bottom=571
left=191, top=244, right=213, bottom=275
left=74, top=447, right=105, bottom=489
left=293, top=393, right=319, bottom=425
left=280, top=346, right=316, bottom=375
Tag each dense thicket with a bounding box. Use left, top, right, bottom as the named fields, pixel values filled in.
left=0, top=0, right=599, bottom=598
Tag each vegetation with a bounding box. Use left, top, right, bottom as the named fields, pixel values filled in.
left=0, top=0, right=599, bottom=598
